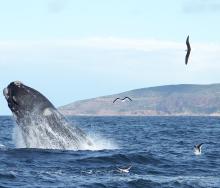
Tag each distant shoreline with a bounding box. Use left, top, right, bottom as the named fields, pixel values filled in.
left=59, top=83, right=220, bottom=117
left=61, top=113, right=220, bottom=117
left=2, top=114, right=220, bottom=117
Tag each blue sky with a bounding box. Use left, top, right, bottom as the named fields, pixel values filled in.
left=1, top=0, right=220, bottom=114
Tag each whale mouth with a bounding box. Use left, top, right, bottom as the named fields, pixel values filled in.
left=4, top=81, right=49, bottom=116
left=3, top=81, right=24, bottom=113
left=3, top=87, right=9, bottom=99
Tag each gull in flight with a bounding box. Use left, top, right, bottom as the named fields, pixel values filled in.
left=113, top=97, right=132, bottom=103
left=185, top=35, right=191, bottom=65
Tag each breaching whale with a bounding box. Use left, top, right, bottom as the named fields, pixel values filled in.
left=3, top=81, right=93, bottom=150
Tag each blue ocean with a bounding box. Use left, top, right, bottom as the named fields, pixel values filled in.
left=0, top=116, right=219, bottom=188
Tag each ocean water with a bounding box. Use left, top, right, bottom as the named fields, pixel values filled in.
left=0, top=116, right=220, bottom=188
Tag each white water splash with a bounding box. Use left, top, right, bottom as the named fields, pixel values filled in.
left=80, top=132, right=119, bottom=151
left=12, top=121, right=119, bottom=151
left=13, top=125, right=26, bottom=148
left=13, top=123, right=84, bottom=150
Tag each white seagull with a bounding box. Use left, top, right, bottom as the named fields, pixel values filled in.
left=194, top=143, right=204, bottom=155
left=117, top=165, right=132, bottom=173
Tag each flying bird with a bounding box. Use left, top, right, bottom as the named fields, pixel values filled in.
left=185, top=35, right=191, bottom=65
left=194, top=143, right=204, bottom=155
left=117, top=165, right=132, bottom=173
left=113, top=97, right=132, bottom=103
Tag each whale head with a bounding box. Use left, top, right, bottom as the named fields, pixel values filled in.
left=3, top=81, right=55, bottom=119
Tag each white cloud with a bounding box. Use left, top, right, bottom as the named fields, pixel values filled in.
left=183, top=0, right=220, bottom=13
left=1, top=37, right=220, bottom=73
left=0, top=37, right=220, bottom=52
left=47, top=0, right=70, bottom=14
left=0, top=37, right=220, bottom=79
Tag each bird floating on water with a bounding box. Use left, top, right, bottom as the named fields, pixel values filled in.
left=113, top=97, right=132, bottom=103
left=194, top=143, right=203, bottom=155
left=117, top=165, right=132, bottom=173
left=185, top=35, right=191, bottom=65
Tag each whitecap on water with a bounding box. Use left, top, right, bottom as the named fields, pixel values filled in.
left=0, top=143, right=6, bottom=148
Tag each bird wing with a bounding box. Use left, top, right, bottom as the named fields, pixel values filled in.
left=113, top=98, right=120, bottom=103
left=185, top=51, right=190, bottom=65
left=198, top=143, right=204, bottom=148
left=117, top=166, right=131, bottom=172
left=123, top=97, right=132, bottom=101
left=186, top=36, right=191, bottom=51
left=185, top=35, right=191, bottom=65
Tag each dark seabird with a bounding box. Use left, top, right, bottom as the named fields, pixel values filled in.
left=185, top=35, right=191, bottom=65
left=113, top=97, right=132, bottom=103
left=194, top=143, right=204, bottom=155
